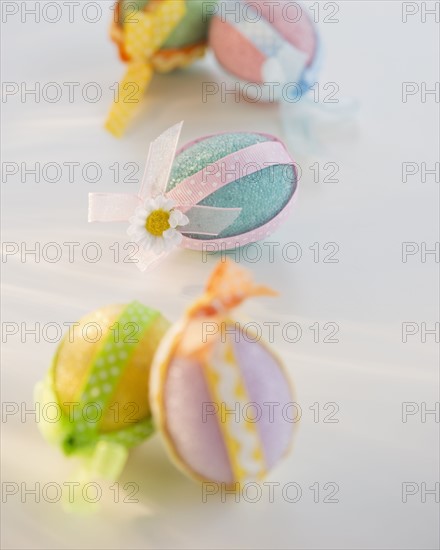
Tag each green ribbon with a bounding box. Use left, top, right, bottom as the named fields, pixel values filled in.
left=37, top=302, right=159, bottom=457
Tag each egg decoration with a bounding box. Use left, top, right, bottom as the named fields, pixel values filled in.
left=106, top=0, right=212, bottom=136
left=168, top=130, right=298, bottom=249
left=150, top=260, right=295, bottom=485
left=209, top=0, right=320, bottom=101
left=35, top=302, right=170, bottom=480
left=89, top=122, right=297, bottom=271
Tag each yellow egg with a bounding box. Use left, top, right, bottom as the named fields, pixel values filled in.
left=52, top=302, right=169, bottom=436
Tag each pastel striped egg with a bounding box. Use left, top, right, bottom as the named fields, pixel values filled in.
left=107, top=1, right=212, bottom=136
left=150, top=319, right=295, bottom=485
left=113, top=0, right=210, bottom=69
left=39, top=302, right=169, bottom=455
left=209, top=0, right=320, bottom=99
left=166, top=131, right=297, bottom=250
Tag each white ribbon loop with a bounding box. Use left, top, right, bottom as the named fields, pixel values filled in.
left=88, top=193, right=141, bottom=223
left=139, top=121, right=183, bottom=199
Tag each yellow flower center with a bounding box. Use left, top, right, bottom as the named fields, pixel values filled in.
left=145, top=209, right=171, bottom=237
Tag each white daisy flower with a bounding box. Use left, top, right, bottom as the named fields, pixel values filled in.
left=127, top=195, right=189, bottom=255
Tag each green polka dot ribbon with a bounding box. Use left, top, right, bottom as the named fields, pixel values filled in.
left=53, top=302, right=159, bottom=455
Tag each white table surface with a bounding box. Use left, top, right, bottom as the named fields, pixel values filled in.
left=1, top=1, right=439, bottom=549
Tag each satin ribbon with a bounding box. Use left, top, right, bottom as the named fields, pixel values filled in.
left=105, top=0, right=187, bottom=137
left=89, top=122, right=292, bottom=271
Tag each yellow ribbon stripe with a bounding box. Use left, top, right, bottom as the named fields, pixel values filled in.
left=204, top=335, right=266, bottom=483
left=106, top=0, right=187, bottom=137
left=105, top=60, right=153, bottom=137
left=125, top=1, right=187, bottom=59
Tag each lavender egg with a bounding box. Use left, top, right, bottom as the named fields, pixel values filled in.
left=150, top=320, right=295, bottom=485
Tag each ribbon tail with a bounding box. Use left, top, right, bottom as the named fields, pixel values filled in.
left=129, top=244, right=171, bottom=272
left=139, top=121, right=183, bottom=200
left=88, top=193, right=141, bottom=222
left=82, top=440, right=129, bottom=481
left=34, top=378, right=66, bottom=446
left=299, top=95, right=359, bottom=123
left=181, top=205, right=242, bottom=236
left=105, top=60, right=154, bottom=138
left=105, top=2, right=187, bottom=137
left=62, top=441, right=129, bottom=514
left=280, top=96, right=359, bottom=155
left=262, top=44, right=307, bottom=99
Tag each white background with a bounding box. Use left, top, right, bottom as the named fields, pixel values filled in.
left=1, top=1, right=439, bottom=549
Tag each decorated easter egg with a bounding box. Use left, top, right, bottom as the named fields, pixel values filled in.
left=113, top=0, right=210, bottom=68
left=150, top=260, right=295, bottom=485
left=167, top=131, right=298, bottom=250
left=107, top=0, right=211, bottom=136
left=36, top=302, right=169, bottom=460
left=209, top=0, right=320, bottom=100
left=90, top=123, right=297, bottom=269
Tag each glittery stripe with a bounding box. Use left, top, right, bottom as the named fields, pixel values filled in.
left=166, top=140, right=293, bottom=211
left=181, top=185, right=297, bottom=251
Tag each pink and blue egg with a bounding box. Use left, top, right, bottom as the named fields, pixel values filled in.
left=209, top=0, right=321, bottom=100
